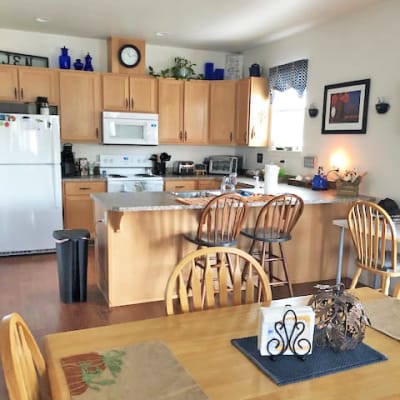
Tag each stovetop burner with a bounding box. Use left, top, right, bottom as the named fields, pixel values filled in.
left=135, top=173, right=157, bottom=178
left=108, top=174, right=128, bottom=178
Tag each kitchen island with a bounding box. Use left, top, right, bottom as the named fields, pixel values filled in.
left=91, top=185, right=373, bottom=307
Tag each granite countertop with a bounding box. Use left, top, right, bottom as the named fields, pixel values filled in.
left=91, top=183, right=375, bottom=212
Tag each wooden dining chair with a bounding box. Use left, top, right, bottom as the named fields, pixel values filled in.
left=183, top=193, right=249, bottom=248
left=240, top=193, right=304, bottom=297
left=348, top=200, right=400, bottom=295
left=165, top=246, right=272, bottom=315
left=0, top=312, right=49, bottom=400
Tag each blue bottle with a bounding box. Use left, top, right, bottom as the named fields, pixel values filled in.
left=59, top=46, right=71, bottom=69
left=73, top=59, right=84, bottom=70
left=83, top=53, right=94, bottom=71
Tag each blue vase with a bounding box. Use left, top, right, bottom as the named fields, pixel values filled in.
left=59, top=46, right=71, bottom=69
left=83, top=53, right=94, bottom=71
left=73, top=59, right=84, bottom=70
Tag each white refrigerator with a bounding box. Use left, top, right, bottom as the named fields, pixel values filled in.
left=0, top=114, right=63, bottom=255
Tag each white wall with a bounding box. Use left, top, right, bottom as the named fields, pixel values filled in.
left=242, top=0, right=400, bottom=203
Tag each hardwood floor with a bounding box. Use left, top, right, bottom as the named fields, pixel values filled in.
left=0, top=246, right=350, bottom=399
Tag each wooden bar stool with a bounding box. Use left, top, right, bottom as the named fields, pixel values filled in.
left=184, top=193, right=249, bottom=248
left=240, top=193, right=304, bottom=297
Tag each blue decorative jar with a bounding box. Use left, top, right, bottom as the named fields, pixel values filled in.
left=59, top=46, right=71, bottom=69
left=73, top=59, right=84, bottom=70
left=83, top=53, right=94, bottom=71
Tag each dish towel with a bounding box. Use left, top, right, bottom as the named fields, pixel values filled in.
left=231, top=336, right=387, bottom=385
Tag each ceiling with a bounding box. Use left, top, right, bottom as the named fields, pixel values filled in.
left=1, top=0, right=382, bottom=53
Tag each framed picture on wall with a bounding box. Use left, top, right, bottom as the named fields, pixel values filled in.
left=321, top=79, right=370, bottom=134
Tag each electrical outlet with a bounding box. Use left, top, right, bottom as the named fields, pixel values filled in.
left=257, top=153, right=263, bottom=163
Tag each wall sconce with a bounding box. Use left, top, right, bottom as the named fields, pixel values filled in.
left=308, top=103, right=319, bottom=118
left=375, top=98, right=390, bottom=114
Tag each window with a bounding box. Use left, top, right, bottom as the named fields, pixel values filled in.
left=268, top=59, right=308, bottom=151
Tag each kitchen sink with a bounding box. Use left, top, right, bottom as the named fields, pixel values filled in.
left=172, top=190, right=221, bottom=198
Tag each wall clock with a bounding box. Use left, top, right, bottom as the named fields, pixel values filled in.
left=118, top=45, right=141, bottom=68
left=108, top=37, right=145, bottom=74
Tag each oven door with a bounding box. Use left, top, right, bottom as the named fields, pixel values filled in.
left=107, top=179, right=145, bottom=193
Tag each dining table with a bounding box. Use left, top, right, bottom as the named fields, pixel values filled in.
left=44, top=287, right=400, bottom=400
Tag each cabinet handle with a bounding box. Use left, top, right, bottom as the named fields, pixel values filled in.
left=14, top=87, right=18, bottom=100
left=230, top=132, right=233, bottom=142
left=20, top=88, right=24, bottom=100
left=184, top=131, right=187, bottom=141
left=96, top=128, right=99, bottom=138
left=125, top=98, right=129, bottom=109
left=179, top=131, right=183, bottom=141
left=131, top=98, right=134, bottom=109
left=244, top=132, right=248, bottom=144
left=175, top=185, right=185, bottom=189
left=79, top=187, right=91, bottom=190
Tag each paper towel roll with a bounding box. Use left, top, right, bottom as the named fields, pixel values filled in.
left=264, top=164, right=280, bottom=194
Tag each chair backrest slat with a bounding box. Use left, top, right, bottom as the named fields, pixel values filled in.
left=165, top=247, right=272, bottom=315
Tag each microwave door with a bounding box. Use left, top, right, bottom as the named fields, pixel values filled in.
left=109, top=119, right=146, bottom=144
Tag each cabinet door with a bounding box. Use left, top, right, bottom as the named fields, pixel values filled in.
left=164, top=180, right=198, bottom=192
left=129, top=76, right=158, bottom=113
left=102, top=74, right=130, bottom=111
left=18, top=67, right=59, bottom=105
left=0, top=66, right=19, bottom=101
left=63, top=181, right=106, bottom=238
left=60, top=71, right=102, bottom=142
left=197, top=179, right=220, bottom=190
left=183, top=80, right=209, bottom=144
left=248, top=77, right=270, bottom=147
left=158, top=79, right=184, bottom=144
left=236, top=78, right=250, bottom=146
left=209, top=81, right=236, bottom=145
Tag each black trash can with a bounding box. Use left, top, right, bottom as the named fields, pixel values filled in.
left=53, top=229, right=90, bottom=303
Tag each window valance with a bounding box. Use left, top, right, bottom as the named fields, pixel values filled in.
left=269, top=59, right=308, bottom=97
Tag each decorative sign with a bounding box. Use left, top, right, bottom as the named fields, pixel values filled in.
left=0, top=50, right=49, bottom=68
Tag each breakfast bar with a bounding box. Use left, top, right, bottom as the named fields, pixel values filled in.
left=91, top=185, right=373, bottom=307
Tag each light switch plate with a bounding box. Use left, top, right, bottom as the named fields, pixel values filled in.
left=304, top=156, right=317, bottom=169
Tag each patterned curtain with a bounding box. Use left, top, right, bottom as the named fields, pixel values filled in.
left=268, top=59, right=308, bottom=97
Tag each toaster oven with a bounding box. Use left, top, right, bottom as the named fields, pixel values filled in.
left=208, top=156, right=242, bottom=175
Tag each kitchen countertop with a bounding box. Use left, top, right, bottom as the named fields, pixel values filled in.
left=62, top=175, right=106, bottom=182
left=91, top=183, right=375, bottom=212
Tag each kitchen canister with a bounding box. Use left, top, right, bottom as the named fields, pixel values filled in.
left=263, top=164, right=280, bottom=194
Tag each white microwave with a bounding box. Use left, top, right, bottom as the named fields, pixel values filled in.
left=102, top=111, right=158, bottom=145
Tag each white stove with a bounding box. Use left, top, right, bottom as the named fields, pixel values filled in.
left=99, top=154, right=163, bottom=193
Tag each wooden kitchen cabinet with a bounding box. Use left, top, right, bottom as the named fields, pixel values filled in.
left=164, top=179, right=198, bottom=192
left=102, top=73, right=157, bottom=113
left=209, top=80, right=236, bottom=145
left=236, top=77, right=270, bottom=146
left=0, top=64, right=59, bottom=104
left=59, top=70, right=102, bottom=142
left=158, top=78, right=209, bottom=144
left=63, top=180, right=106, bottom=238
left=197, top=178, right=221, bottom=190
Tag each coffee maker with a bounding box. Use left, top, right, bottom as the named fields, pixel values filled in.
left=61, top=143, right=75, bottom=177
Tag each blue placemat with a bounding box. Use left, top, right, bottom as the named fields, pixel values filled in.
left=231, top=336, right=387, bottom=385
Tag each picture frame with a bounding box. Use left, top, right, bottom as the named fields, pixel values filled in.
left=321, top=79, right=370, bottom=134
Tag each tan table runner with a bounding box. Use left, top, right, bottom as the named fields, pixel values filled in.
left=363, top=297, right=400, bottom=340
left=176, top=194, right=273, bottom=206
left=60, top=341, right=208, bottom=399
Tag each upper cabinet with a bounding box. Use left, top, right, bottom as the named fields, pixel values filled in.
left=236, top=77, right=270, bottom=147
left=0, top=65, right=59, bottom=105
left=209, top=80, right=236, bottom=145
left=59, top=70, right=102, bottom=143
left=102, top=74, right=157, bottom=113
left=158, top=78, right=209, bottom=145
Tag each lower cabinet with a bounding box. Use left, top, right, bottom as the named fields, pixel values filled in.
left=63, top=180, right=106, bottom=238
left=164, top=178, right=221, bottom=192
